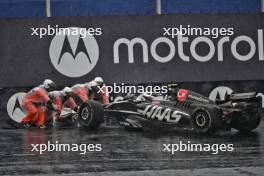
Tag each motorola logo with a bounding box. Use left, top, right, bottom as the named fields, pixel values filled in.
left=49, top=27, right=99, bottom=77
left=209, top=86, right=233, bottom=101
left=113, top=30, right=264, bottom=63
left=7, top=92, right=26, bottom=123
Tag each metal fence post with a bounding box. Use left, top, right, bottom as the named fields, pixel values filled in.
left=262, top=0, right=264, bottom=12
left=156, top=0, right=161, bottom=15
left=46, top=0, right=51, bottom=17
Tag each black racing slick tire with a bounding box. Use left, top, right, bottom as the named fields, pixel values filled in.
left=78, top=100, right=104, bottom=130
left=232, top=111, right=261, bottom=132
left=191, top=108, right=222, bottom=134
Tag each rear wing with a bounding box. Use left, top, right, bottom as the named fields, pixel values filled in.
left=215, top=92, right=259, bottom=104
left=229, top=92, right=258, bottom=101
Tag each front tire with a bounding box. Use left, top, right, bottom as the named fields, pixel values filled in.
left=78, top=100, right=104, bottom=130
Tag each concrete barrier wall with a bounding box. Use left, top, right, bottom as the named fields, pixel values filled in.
left=1, top=14, right=264, bottom=87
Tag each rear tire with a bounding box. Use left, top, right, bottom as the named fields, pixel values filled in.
left=232, top=111, right=261, bottom=132
left=191, top=108, right=221, bottom=134
left=78, top=100, right=104, bottom=130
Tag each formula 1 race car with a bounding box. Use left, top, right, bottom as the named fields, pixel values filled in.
left=103, top=86, right=262, bottom=134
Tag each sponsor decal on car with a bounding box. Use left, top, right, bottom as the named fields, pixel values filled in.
left=177, top=89, right=189, bottom=102
left=137, top=105, right=189, bottom=123
left=188, top=93, right=210, bottom=103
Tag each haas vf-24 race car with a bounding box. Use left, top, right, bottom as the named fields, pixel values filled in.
left=104, top=87, right=262, bottom=134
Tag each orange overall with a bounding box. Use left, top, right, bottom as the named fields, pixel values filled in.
left=88, top=81, right=109, bottom=105
left=72, top=82, right=109, bottom=105
left=22, top=86, right=50, bottom=126
left=53, top=93, right=77, bottom=120
left=71, top=84, right=89, bottom=103
left=95, top=85, right=109, bottom=105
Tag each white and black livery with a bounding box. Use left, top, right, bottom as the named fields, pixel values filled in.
left=103, top=85, right=262, bottom=134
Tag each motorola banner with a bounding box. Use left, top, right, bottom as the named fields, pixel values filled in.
left=0, top=14, right=264, bottom=87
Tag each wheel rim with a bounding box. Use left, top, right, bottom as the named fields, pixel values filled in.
left=196, top=113, right=206, bottom=127
left=81, top=106, right=91, bottom=120
left=193, top=111, right=210, bottom=129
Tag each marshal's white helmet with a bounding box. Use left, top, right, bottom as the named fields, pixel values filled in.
left=61, top=87, right=72, bottom=96
left=43, top=79, right=56, bottom=91
left=94, top=77, right=104, bottom=84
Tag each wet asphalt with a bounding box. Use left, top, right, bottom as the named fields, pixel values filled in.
left=0, top=119, right=264, bottom=176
